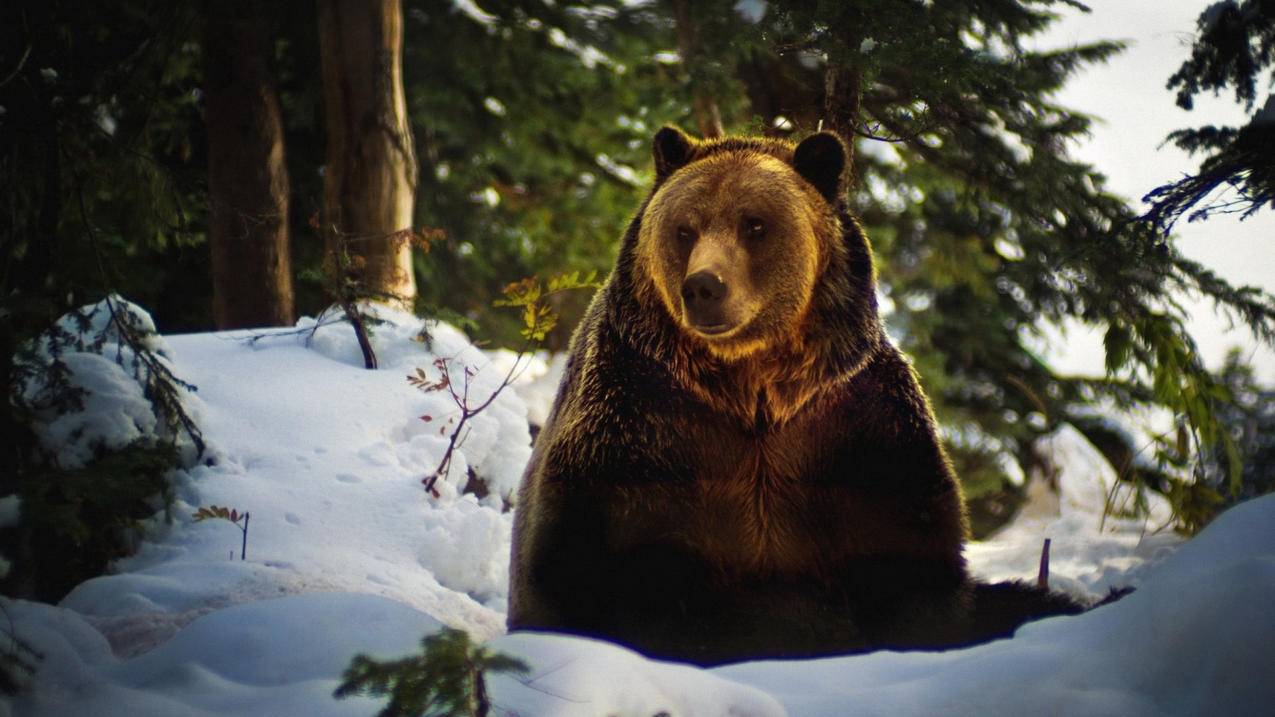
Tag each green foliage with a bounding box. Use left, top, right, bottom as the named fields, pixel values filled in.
left=1144, top=0, right=1275, bottom=229
left=0, top=610, right=41, bottom=697
left=1203, top=349, right=1275, bottom=503
left=334, top=627, right=528, bottom=717
left=493, top=270, right=601, bottom=342
left=399, top=1, right=680, bottom=347
left=655, top=0, right=1275, bottom=532
left=0, top=0, right=209, bottom=332
left=3, top=297, right=203, bottom=598
left=3, top=442, right=177, bottom=601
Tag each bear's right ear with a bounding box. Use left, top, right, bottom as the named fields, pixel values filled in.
left=653, top=126, right=696, bottom=182
left=793, top=132, right=847, bottom=204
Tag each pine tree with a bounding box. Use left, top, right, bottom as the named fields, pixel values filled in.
left=660, top=0, right=1275, bottom=530
left=1144, top=0, right=1275, bottom=231
left=318, top=0, right=420, bottom=306
left=1205, top=349, right=1275, bottom=503
left=398, top=0, right=679, bottom=345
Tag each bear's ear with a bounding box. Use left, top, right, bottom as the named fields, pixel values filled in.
left=653, top=126, right=696, bottom=182
left=793, top=132, right=847, bottom=204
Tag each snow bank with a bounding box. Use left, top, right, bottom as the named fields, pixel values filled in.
left=10, top=494, right=1273, bottom=716
left=5, top=593, right=440, bottom=717
left=968, top=423, right=1182, bottom=601
left=716, top=492, right=1275, bottom=716
left=298, top=304, right=532, bottom=501
left=488, top=633, right=786, bottom=717
left=509, top=351, right=569, bottom=430
left=16, top=296, right=205, bottom=469
left=6, top=302, right=1272, bottom=716
left=1019, top=423, right=1174, bottom=534
left=15, top=304, right=530, bottom=672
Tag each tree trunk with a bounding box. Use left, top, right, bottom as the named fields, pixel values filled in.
left=671, top=0, right=724, bottom=139
left=822, top=65, right=861, bottom=187
left=204, top=0, right=295, bottom=329
left=317, top=0, right=418, bottom=306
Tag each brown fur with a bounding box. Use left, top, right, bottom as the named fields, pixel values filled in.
left=507, top=127, right=1082, bottom=665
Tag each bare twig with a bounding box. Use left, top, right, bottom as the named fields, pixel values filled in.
left=419, top=348, right=531, bottom=498
left=1036, top=537, right=1051, bottom=590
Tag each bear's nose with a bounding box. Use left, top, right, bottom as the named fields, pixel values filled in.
left=681, top=271, right=728, bottom=315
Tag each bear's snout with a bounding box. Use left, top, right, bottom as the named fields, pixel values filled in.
left=681, top=271, right=730, bottom=332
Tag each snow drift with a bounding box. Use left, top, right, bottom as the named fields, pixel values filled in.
left=3, top=300, right=1272, bottom=716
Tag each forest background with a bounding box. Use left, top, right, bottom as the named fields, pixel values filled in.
left=2, top=0, right=1274, bottom=606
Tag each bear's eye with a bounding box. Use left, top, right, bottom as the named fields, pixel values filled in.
left=743, top=217, right=766, bottom=241
left=676, top=226, right=695, bottom=244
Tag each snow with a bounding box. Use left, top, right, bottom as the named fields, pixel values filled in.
left=18, top=297, right=204, bottom=470
left=734, top=0, right=768, bottom=25
left=1254, top=94, right=1275, bottom=125
left=969, top=423, right=1182, bottom=602
left=717, top=494, right=1275, bottom=716
left=5, top=301, right=1274, bottom=716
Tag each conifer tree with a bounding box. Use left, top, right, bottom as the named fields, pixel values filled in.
left=664, top=0, right=1275, bottom=528
left=318, top=0, right=419, bottom=306
left=398, top=0, right=678, bottom=344
left=204, top=0, right=295, bottom=329
left=1143, top=0, right=1275, bottom=230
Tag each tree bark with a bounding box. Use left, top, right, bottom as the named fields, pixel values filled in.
left=317, top=0, right=418, bottom=305
left=823, top=65, right=860, bottom=175
left=671, top=0, right=724, bottom=139
left=204, top=0, right=295, bottom=329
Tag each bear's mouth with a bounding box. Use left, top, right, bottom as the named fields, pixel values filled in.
left=692, top=322, right=732, bottom=336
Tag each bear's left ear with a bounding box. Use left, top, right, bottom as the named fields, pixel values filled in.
left=653, top=126, right=696, bottom=182
left=793, top=132, right=847, bottom=204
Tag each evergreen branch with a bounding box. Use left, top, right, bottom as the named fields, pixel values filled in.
left=65, top=152, right=205, bottom=458
left=334, top=628, right=529, bottom=717
left=1167, top=254, right=1275, bottom=344
left=0, top=602, right=41, bottom=696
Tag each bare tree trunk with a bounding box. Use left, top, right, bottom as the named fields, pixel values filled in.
left=204, top=0, right=295, bottom=329
left=822, top=66, right=860, bottom=146
left=317, top=0, right=418, bottom=306
left=671, top=0, right=724, bottom=139
left=823, top=65, right=861, bottom=187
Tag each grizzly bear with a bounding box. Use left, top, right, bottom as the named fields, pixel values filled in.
left=507, top=126, right=1081, bottom=665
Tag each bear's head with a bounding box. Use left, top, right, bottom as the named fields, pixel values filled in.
left=606, top=126, right=883, bottom=423
left=633, top=126, right=865, bottom=362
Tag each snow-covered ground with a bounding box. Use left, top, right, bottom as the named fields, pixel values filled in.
left=4, top=300, right=1274, bottom=716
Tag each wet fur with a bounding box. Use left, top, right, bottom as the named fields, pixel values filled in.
left=507, top=129, right=1082, bottom=665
